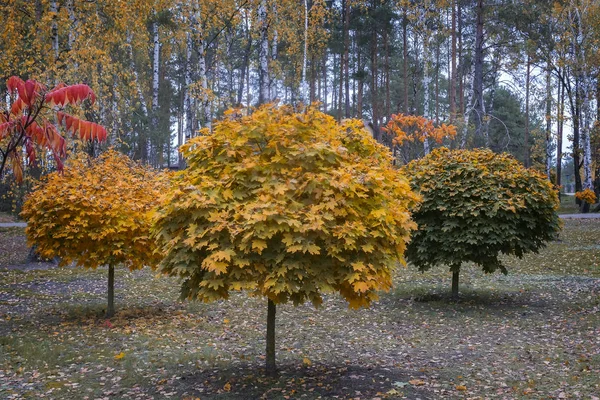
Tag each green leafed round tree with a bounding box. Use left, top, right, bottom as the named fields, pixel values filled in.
left=403, top=148, right=561, bottom=298
left=152, top=104, right=419, bottom=375
left=21, top=150, right=168, bottom=317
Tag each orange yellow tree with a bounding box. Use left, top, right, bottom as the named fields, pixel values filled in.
left=403, top=148, right=561, bottom=298
left=0, top=76, right=107, bottom=182
left=381, top=113, right=456, bottom=163
left=21, top=150, right=167, bottom=317
left=152, top=104, right=419, bottom=375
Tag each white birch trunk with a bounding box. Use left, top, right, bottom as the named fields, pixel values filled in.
left=50, top=0, right=59, bottom=61
left=422, top=27, right=431, bottom=155
left=301, top=0, right=309, bottom=103
left=460, top=62, right=475, bottom=149
left=184, top=31, right=194, bottom=141
left=152, top=21, right=160, bottom=128
left=67, top=0, right=77, bottom=51
left=271, top=2, right=279, bottom=101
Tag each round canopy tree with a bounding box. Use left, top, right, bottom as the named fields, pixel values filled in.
left=403, top=148, right=561, bottom=298
left=21, top=150, right=167, bottom=317
left=152, top=104, right=419, bottom=375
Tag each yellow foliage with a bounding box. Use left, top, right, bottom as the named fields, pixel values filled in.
left=21, top=149, right=168, bottom=270
left=575, top=189, right=597, bottom=205
left=153, top=104, right=419, bottom=308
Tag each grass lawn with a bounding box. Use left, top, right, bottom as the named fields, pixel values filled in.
left=1, top=220, right=599, bottom=399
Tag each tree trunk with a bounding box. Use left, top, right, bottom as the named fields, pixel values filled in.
left=198, top=37, right=211, bottom=131
left=524, top=54, right=531, bottom=167
left=449, top=0, right=457, bottom=121
left=237, top=12, right=252, bottom=106
left=357, top=50, right=363, bottom=118
left=50, top=0, right=59, bottom=61
left=322, top=53, right=328, bottom=112
left=301, top=0, right=309, bottom=102
left=183, top=31, right=193, bottom=143
left=402, top=7, right=409, bottom=114
left=545, top=64, right=552, bottom=179
left=258, top=0, right=269, bottom=105
left=344, top=0, right=350, bottom=118
left=271, top=2, right=279, bottom=101
left=451, top=270, right=459, bottom=299
left=383, top=21, right=389, bottom=121
left=370, top=9, right=379, bottom=140
left=422, top=20, right=431, bottom=155
left=473, top=0, right=485, bottom=140
left=266, top=299, right=277, bottom=376
left=556, top=68, right=564, bottom=192
left=107, top=265, right=115, bottom=318
left=152, top=21, right=160, bottom=129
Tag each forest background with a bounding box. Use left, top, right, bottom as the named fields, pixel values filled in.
left=1, top=0, right=599, bottom=198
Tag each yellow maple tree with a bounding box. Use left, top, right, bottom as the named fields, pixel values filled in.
left=21, top=149, right=169, bottom=317
left=152, top=104, right=419, bottom=374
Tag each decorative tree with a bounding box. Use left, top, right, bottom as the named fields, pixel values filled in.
left=152, top=104, right=419, bottom=375
left=403, top=148, right=560, bottom=298
left=0, top=76, right=107, bottom=181
left=381, top=113, right=456, bottom=163
left=21, top=150, right=167, bottom=317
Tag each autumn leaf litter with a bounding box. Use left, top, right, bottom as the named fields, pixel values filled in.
left=0, top=219, right=599, bottom=399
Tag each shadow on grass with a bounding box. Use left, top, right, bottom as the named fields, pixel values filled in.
left=156, top=362, right=427, bottom=400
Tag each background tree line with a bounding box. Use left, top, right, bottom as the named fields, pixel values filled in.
left=1, top=0, right=599, bottom=197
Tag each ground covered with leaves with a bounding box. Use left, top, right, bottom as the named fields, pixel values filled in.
left=1, top=219, right=599, bottom=399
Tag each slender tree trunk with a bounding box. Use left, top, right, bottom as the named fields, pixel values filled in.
left=435, top=37, right=440, bottom=125
left=107, top=265, right=115, bottom=318
left=184, top=31, right=193, bottom=143
left=460, top=62, right=474, bottom=149
left=198, top=37, right=211, bottom=131
left=50, top=0, right=59, bottom=61
left=422, top=23, right=431, bottom=155
left=473, top=0, right=485, bottom=139
left=458, top=5, right=464, bottom=116
left=237, top=12, right=252, bottom=106
left=258, top=0, right=269, bottom=104
left=524, top=54, right=531, bottom=167
left=384, top=23, right=390, bottom=121
left=266, top=299, right=277, bottom=376
left=545, top=64, right=552, bottom=179
left=450, top=0, right=457, bottom=121
left=357, top=50, right=363, bottom=118
left=271, top=2, right=279, bottom=101
left=322, top=53, right=328, bottom=112
left=301, top=0, right=309, bottom=102
left=557, top=69, right=564, bottom=192
left=152, top=21, right=160, bottom=129
left=451, top=270, right=459, bottom=299
left=370, top=9, right=379, bottom=139
left=344, top=0, right=350, bottom=118
left=402, top=7, right=409, bottom=114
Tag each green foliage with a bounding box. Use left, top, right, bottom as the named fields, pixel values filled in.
left=152, top=104, right=419, bottom=309
left=403, top=148, right=561, bottom=275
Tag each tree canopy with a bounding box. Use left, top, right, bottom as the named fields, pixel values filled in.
left=152, top=104, right=419, bottom=372
left=403, top=148, right=561, bottom=297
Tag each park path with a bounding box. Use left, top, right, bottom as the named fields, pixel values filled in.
left=1, top=214, right=600, bottom=228
left=0, top=222, right=27, bottom=227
